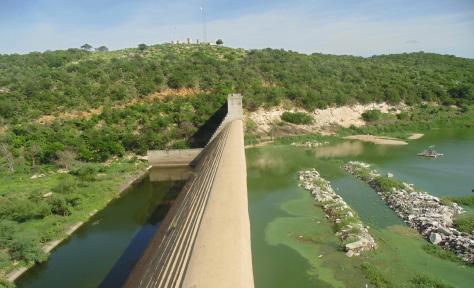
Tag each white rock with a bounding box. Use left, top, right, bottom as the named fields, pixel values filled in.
left=429, top=233, right=443, bottom=244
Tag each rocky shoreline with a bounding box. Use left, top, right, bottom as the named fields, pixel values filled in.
left=344, top=161, right=474, bottom=264
left=291, top=140, right=329, bottom=148
left=298, top=169, right=377, bottom=257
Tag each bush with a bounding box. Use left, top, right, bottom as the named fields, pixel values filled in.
left=409, top=274, right=454, bottom=288
left=360, top=262, right=394, bottom=288
left=48, top=196, right=72, bottom=216
left=362, top=109, right=382, bottom=122
left=52, top=175, right=78, bottom=194
left=453, top=215, right=474, bottom=234
left=371, top=176, right=404, bottom=193
left=443, top=195, right=474, bottom=208
left=0, top=199, right=48, bottom=222
left=69, top=164, right=101, bottom=182
left=8, top=231, right=46, bottom=263
left=0, top=251, right=11, bottom=269
left=281, top=111, right=313, bottom=125
left=422, top=244, right=463, bottom=264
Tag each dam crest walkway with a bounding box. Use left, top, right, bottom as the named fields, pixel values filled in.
left=125, top=94, right=254, bottom=288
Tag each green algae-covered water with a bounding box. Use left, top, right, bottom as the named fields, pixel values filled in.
left=247, top=128, right=474, bottom=288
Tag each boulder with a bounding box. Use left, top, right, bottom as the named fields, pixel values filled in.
left=346, top=240, right=365, bottom=251
left=429, top=232, right=443, bottom=244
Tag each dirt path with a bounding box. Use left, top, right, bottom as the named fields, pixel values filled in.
left=36, top=88, right=203, bottom=124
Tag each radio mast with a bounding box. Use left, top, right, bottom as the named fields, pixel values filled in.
left=200, top=6, right=208, bottom=43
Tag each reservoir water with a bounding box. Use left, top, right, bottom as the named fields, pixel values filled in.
left=247, top=128, right=474, bottom=287
left=16, top=177, right=182, bottom=288
left=16, top=128, right=474, bottom=287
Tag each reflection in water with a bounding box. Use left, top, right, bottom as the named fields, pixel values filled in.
left=17, top=177, right=183, bottom=288
left=314, top=141, right=365, bottom=158
left=149, top=166, right=194, bottom=182
left=100, top=181, right=183, bottom=288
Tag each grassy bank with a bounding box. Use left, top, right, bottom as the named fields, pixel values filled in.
left=340, top=104, right=474, bottom=138
left=0, top=159, right=147, bottom=283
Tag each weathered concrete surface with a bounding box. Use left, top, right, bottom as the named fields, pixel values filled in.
left=148, top=149, right=202, bottom=167
left=149, top=166, right=194, bottom=182
left=182, top=120, right=254, bottom=288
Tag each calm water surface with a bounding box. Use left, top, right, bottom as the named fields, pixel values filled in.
left=247, top=128, right=474, bottom=288
left=17, top=177, right=182, bottom=288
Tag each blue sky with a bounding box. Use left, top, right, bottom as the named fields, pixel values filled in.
left=1, top=0, right=473, bottom=57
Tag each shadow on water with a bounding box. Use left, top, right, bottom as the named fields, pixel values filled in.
left=17, top=176, right=184, bottom=288
left=99, top=181, right=183, bottom=288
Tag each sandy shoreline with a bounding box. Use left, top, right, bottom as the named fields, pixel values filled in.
left=344, top=135, right=408, bottom=145
left=408, top=133, right=424, bottom=140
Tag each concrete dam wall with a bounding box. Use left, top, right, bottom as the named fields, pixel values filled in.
left=125, top=94, right=254, bottom=288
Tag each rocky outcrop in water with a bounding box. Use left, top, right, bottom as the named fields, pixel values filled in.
left=298, top=169, right=377, bottom=257
left=344, top=161, right=474, bottom=264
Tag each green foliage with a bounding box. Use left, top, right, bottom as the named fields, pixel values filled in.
left=453, top=214, right=474, bottom=234
left=7, top=231, right=46, bottom=263
left=360, top=262, right=394, bottom=288
left=69, top=164, right=103, bottom=182
left=0, top=198, right=49, bottom=222
left=48, top=195, right=72, bottom=216
left=138, top=43, right=147, bottom=51
left=216, top=39, right=223, bottom=45
left=443, top=195, right=474, bottom=208
left=52, top=175, right=78, bottom=194
left=371, top=176, right=405, bottom=194
left=362, top=109, right=382, bottom=122
left=421, top=244, right=464, bottom=264
left=409, top=274, right=454, bottom=288
left=343, top=105, right=474, bottom=138
left=281, top=111, right=313, bottom=124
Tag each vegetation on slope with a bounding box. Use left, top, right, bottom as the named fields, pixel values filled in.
left=1, top=45, right=473, bottom=171
left=281, top=111, right=313, bottom=124
left=1, top=44, right=474, bottom=282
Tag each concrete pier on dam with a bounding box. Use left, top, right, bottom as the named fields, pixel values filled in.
left=124, top=94, right=254, bottom=288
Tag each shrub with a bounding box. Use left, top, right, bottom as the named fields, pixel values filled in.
left=8, top=231, right=46, bottom=263
left=0, top=251, right=10, bottom=269
left=443, top=195, right=474, bottom=208
left=410, top=273, right=454, bottom=288
left=281, top=111, right=313, bottom=125
left=453, top=215, right=474, bottom=234
left=371, top=176, right=404, bottom=193
left=69, top=164, right=101, bottom=182
left=52, top=175, right=78, bottom=194
left=48, top=196, right=72, bottom=216
left=360, top=262, right=394, bottom=288
left=422, top=244, right=463, bottom=264
left=362, top=109, right=382, bottom=122
left=0, top=199, right=46, bottom=222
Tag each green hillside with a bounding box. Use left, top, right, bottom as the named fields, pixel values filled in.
left=0, top=44, right=473, bottom=167
left=0, top=44, right=473, bottom=282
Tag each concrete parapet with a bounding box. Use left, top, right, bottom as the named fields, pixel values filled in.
left=148, top=149, right=203, bottom=168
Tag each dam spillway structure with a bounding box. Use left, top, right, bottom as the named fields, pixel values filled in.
left=125, top=94, right=254, bottom=288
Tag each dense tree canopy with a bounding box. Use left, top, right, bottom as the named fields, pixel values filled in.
left=0, top=44, right=473, bottom=168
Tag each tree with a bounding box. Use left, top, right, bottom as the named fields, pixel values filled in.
left=138, top=44, right=148, bottom=52
left=95, top=46, right=109, bottom=52
left=28, top=144, right=41, bottom=169
left=80, top=43, right=93, bottom=51
left=55, top=148, right=77, bottom=170
left=0, top=143, right=14, bottom=173
left=216, top=39, right=223, bottom=46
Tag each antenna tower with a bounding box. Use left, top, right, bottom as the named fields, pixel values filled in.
left=200, top=5, right=208, bottom=43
